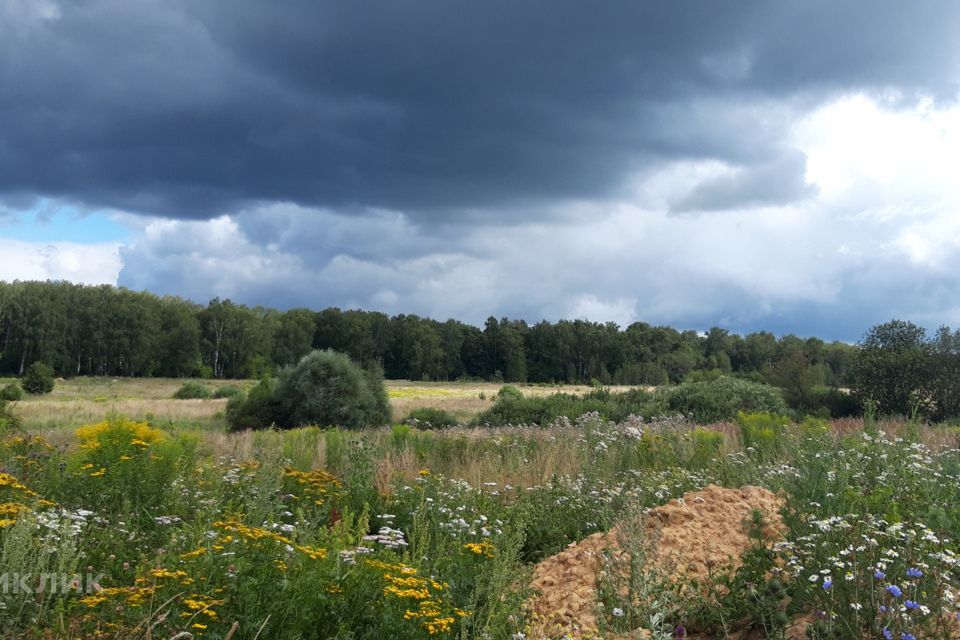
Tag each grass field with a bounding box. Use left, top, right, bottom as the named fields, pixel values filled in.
left=1, top=377, right=644, bottom=429
left=2, top=378, right=960, bottom=639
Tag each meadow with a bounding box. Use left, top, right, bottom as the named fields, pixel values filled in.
left=1, top=380, right=959, bottom=639
left=2, top=378, right=637, bottom=430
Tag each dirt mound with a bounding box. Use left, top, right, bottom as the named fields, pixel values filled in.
left=527, top=485, right=785, bottom=640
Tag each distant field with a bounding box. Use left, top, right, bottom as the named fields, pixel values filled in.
left=385, top=381, right=644, bottom=422
left=0, top=376, right=645, bottom=429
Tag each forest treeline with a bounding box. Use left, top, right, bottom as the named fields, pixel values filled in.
left=0, top=281, right=856, bottom=389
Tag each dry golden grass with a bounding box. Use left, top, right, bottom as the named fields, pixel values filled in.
left=188, top=424, right=597, bottom=491
left=3, top=376, right=645, bottom=429
left=14, top=398, right=230, bottom=429
left=387, top=381, right=645, bottom=421
left=3, top=377, right=244, bottom=429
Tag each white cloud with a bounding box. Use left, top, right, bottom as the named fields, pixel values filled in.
left=0, top=238, right=121, bottom=284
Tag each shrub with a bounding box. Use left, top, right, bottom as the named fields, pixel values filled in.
left=172, top=381, right=212, bottom=399
left=496, top=385, right=523, bottom=401
left=68, top=415, right=189, bottom=516
left=689, top=428, right=725, bottom=467
left=474, top=387, right=659, bottom=426
left=0, top=399, right=21, bottom=431
left=405, top=407, right=458, bottom=429
left=21, top=362, right=54, bottom=395
left=213, top=385, right=243, bottom=399
left=736, top=411, right=790, bottom=459
left=0, top=382, right=23, bottom=402
left=274, top=350, right=391, bottom=429
left=226, top=377, right=280, bottom=431
left=665, top=376, right=786, bottom=423
left=806, top=385, right=861, bottom=418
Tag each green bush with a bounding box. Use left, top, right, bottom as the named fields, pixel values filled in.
left=807, top=385, right=861, bottom=418
left=405, top=407, right=458, bottom=429
left=274, top=350, right=391, bottom=429
left=474, top=387, right=660, bottom=426
left=213, top=385, right=243, bottom=399
left=496, top=385, right=523, bottom=401
left=226, top=377, right=280, bottom=431
left=0, top=399, right=21, bottom=431
left=21, top=362, right=54, bottom=395
left=736, top=411, right=791, bottom=459
left=172, top=381, right=212, bottom=399
left=689, top=428, right=725, bottom=467
left=0, top=382, right=23, bottom=402
left=665, top=376, right=786, bottom=423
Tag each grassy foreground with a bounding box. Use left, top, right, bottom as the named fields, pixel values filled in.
left=1, top=406, right=959, bottom=639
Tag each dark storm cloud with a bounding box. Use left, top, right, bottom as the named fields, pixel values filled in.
left=2, top=0, right=959, bottom=220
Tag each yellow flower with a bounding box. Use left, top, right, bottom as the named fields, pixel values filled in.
left=150, top=568, right=189, bottom=580
left=463, top=542, right=495, bottom=558
left=0, top=502, right=29, bottom=517
left=419, top=468, right=431, bottom=476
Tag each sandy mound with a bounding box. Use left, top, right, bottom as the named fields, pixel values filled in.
left=527, top=485, right=785, bottom=640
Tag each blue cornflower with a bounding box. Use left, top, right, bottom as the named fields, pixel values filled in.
left=879, top=605, right=888, bottom=613
left=822, top=579, right=832, bottom=590
left=882, top=628, right=892, bottom=640
left=886, top=585, right=903, bottom=598
left=905, top=600, right=919, bottom=610
left=906, top=567, right=923, bottom=578
left=901, top=634, right=916, bottom=640
left=875, top=570, right=886, bottom=579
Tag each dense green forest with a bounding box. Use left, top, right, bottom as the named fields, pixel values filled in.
left=0, top=280, right=856, bottom=385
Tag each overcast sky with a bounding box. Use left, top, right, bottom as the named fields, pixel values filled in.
left=2, top=1, right=960, bottom=340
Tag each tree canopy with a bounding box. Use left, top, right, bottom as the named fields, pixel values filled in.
left=0, top=280, right=856, bottom=391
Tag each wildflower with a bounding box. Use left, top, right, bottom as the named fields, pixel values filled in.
left=901, top=634, right=915, bottom=640
left=612, top=607, right=624, bottom=617
left=906, top=567, right=923, bottom=578
left=822, top=579, right=832, bottom=590
left=463, top=542, right=495, bottom=558
left=905, top=600, right=919, bottom=610
left=886, top=585, right=903, bottom=598
left=882, top=629, right=892, bottom=640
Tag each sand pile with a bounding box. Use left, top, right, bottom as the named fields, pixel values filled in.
left=527, top=485, right=785, bottom=640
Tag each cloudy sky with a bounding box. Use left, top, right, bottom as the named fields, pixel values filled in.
left=2, top=0, right=960, bottom=340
